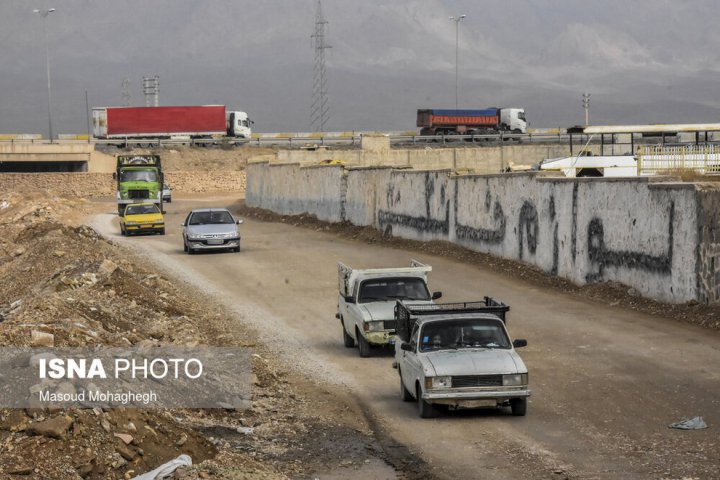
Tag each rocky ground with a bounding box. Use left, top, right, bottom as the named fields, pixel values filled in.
left=0, top=193, right=411, bottom=479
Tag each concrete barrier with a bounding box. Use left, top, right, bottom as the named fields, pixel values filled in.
left=246, top=164, right=720, bottom=304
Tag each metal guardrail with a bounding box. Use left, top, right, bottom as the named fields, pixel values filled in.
left=637, top=144, right=720, bottom=175
left=0, top=132, right=573, bottom=148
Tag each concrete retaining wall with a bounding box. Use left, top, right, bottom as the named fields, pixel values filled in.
left=247, top=163, right=720, bottom=304
left=245, top=162, right=344, bottom=222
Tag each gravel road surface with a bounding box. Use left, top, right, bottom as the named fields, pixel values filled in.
left=92, top=195, right=720, bottom=480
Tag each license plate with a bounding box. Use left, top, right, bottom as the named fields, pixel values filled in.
left=458, top=399, right=497, bottom=409
left=207, top=239, right=223, bottom=245
left=141, top=224, right=152, bottom=228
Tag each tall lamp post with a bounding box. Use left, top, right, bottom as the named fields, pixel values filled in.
left=33, top=8, right=56, bottom=142
left=582, top=92, right=591, bottom=126
left=449, top=14, right=466, bottom=111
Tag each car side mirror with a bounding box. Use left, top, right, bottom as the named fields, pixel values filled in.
left=180, top=223, right=185, bottom=227
left=512, top=339, right=528, bottom=348
left=432, top=291, right=443, bottom=300
left=237, top=219, right=244, bottom=224
left=400, top=342, right=414, bottom=352
left=343, top=295, right=355, bottom=304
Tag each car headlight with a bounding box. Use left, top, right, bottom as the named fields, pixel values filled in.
left=425, top=376, right=452, bottom=389
left=502, top=373, right=528, bottom=386
left=365, top=321, right=383, bottom=332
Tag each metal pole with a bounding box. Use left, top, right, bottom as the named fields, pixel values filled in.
left=455, top=20, right=459, bottom=110
left=34, top=8, right=55, bottom=142
left=450, top=15, right=466, bottom=111
left=85, top=90, right=91, bottom=140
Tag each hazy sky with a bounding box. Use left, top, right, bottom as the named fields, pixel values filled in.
left=1, top=0, right=719, bottom=135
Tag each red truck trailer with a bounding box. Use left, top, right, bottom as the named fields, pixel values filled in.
left=92, top=105, right=227, bottom=139
left=92, top=105, right=253, bottom=146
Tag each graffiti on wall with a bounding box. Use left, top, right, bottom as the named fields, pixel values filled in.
left=585, top=201, right=675, bottom=283
left=378, top=172, right=450, bottom=237
left=518, top=200, right=539, bottom=260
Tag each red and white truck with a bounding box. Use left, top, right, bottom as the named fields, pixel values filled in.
left=92, top=105, right=252, bottom=143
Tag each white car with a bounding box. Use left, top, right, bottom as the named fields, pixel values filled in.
left=162, top=183, right=172, bottom=203
left=394, top=300, right=530, bottom=418
left=181, top=208, right=243, bottom=254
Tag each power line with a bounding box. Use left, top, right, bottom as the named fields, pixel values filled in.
left=311, top=0, right=331, bottom=132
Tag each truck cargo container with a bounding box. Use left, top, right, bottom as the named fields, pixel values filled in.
left=417, top=108, right=526, bottom=135
left=92, top=105, right=252, bottom=143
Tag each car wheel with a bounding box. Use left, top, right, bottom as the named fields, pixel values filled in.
left=120, top=226, right=126, bottom=236
left=356, top=328, right=370, bottom=358
left=417, top=384, right=439, bottom=418
left=183, top=239, right=188, bottom=252
left=342, top=322, right=355, bottom=348
left=400, top=372, right=413, bottom=402
left=232, top=246, right=240, bottom=252
left=159, top=228, right=166, bottom=235
left=510, top=398, right=527, bottom=416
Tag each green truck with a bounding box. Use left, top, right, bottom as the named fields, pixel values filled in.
left=115, top=155, right=164, bottom=216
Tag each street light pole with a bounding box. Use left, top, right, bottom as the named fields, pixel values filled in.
left=33, top=8, right=55, bottom=142
left=449, top=14, right=466, bottom=111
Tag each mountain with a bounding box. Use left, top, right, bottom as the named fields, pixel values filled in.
left=1, top=0, right=719, bottom=134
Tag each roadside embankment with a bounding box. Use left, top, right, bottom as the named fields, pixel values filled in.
left=0, top=192, right=402, bottom=479
left=0, top=171, right=246, bottom=197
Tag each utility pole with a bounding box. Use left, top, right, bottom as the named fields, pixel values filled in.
left=582, top=92, right=591, bottom=126
left=311, top=0, right=331, bottom=132
left=33, top=7, right=56, bottom=142
left=450, top=14, right=466, bottom=111
left=121, top=77, right=132, bottom=107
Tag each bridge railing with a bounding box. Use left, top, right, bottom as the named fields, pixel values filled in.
left=637, top=144, right=720, bottom=175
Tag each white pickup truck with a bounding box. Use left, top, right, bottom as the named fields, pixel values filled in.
left=336, top=260, right=442, bottom=357
left=393, top=299, right=530, bottom=418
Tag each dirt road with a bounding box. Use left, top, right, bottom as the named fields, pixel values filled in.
left=92, top=195, right=720, bottom=480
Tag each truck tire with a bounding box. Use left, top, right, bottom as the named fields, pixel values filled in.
left=417, top=384, right=439, bottom=418
left=356, top=328, right=371, bottom=358
left=510, top=398, right=527, bottom=416
left=399, top=371, right=413, bottom=402
left=342, top=322, right=355, bottom=348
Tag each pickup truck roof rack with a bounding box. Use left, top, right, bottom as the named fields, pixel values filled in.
left=394, top=298, right=510, bottom=342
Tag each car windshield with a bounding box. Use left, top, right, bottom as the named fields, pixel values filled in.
left=419, top=318, right=510, bottom=352
left=120, top=169, right=157, bottom=182
left=126, top=204, right=159, bottom=215
left=358, top=277, right=430, bottom=303
left=188, top=211, right=234, bottom=225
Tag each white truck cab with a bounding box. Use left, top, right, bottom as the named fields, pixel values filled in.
left=336, top=260, right=441, bottom=357
left=499, top=108, right=527, bottom=134
left=226, top=110, right=253, bottom=138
